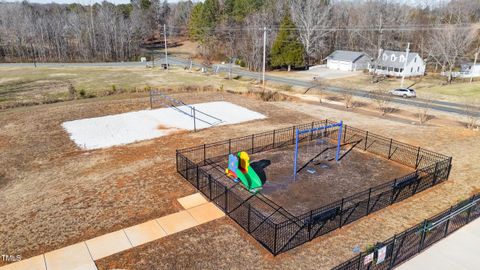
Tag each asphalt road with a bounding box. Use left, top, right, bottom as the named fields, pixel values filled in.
left=1, top=58, right=478, bottom=117
left=165, top=56, right=480, bottom=117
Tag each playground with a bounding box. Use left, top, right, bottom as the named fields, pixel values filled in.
left=178, top=120, right=451, bottom=254
left=222, top=139, right=414, bottom=216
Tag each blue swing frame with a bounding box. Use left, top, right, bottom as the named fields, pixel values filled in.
left=293, top=121, right=343, bottom=180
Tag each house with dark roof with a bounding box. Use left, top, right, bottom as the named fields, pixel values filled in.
left=326, top=50, right=371, bottom=71
left=369, top=50, right=425, bottom=77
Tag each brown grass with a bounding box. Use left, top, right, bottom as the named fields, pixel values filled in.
left=1, top=90, right=479, bottom=269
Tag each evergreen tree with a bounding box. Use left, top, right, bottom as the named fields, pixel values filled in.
left=225, top=0, right=264, bottom=21
left=270, top=14, right=305, bottom=71
left=187, top=0, right=219, bottom=43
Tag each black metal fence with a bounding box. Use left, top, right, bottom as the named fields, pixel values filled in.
left=332, top=193, right=480, bottom=270
left=176, top=120, right=452, bottom=255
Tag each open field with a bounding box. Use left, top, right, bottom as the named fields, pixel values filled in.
left=0, top=66, right=251, bottom=109
left=322, top=73, right=480, bottom=102
left=0, top=81, right=479, bottom=269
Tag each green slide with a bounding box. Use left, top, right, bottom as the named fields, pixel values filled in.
left=236, top=166, right=263, bottom=191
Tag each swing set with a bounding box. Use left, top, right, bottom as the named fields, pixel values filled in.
left=293, top=121, right=343, bottom=180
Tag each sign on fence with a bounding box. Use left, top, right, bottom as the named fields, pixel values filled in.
left=364, top=253, right=374, bottom=265
left=376, top=246, right=387, bottom=264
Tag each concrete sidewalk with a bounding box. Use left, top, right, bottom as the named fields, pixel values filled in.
left=396, top=218, right=480, bottom=270
left=1, top=193, right=224, bottom=270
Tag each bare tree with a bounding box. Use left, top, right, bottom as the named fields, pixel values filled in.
left=369, top=88, right=396, bottom=116
left=464, top=98, right=479, bottom=129
left=427, top=25, right=476, bottom=83
left=417, top=96, right=433, bottom=124
left=342, top=90, right=354, bottom=109
left=291, top=0, right=330, bottom=67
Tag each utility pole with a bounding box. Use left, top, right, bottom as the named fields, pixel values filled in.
left=163, top=24, right=168, bottom=70
left=470, top=52, right=478, bottom=84
left=401, top=42, right=410, bottom=88
left=262, top=26, right=267, bottom=91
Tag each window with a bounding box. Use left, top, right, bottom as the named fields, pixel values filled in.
left=414, top=57, right=417, bottom=63
left=400, top=68, right=404, bottom=72
left=417, top=66, right=420, bottom=72
left=391, top=55, right=396, bottom=62
left=411, top=67, right=413, bottom=72
left=383, top=54, right=388, bottom=61
left=399, top=55, right=405, bottom=62
left=394, top=68, right=399, bottom=72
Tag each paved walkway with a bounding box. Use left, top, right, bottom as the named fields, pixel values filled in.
left=1, top=193, right=224, bottom=270
left=396, top=218, right=480, bottom=270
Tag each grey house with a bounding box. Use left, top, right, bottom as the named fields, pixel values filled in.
left=326, top=50, right=371, bottom=71
left=369, top=50, right=425, bottom=77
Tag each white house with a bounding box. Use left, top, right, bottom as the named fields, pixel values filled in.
left=369, top=50, right=425, bottom=77
left=460, top=62, right=480, bottom=77
left=326, top=50, right=371, bottom=71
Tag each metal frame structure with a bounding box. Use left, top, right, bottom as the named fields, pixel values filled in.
left=293, top=121, right=343, bottom=179
left=149, top=90, right=223, bottom=131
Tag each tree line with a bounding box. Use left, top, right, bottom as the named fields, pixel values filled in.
left=1, top=0, right=479, bottom=74
left=0, top=0, right=192, bottom=62
left=187, top=0, right=480, bottom=73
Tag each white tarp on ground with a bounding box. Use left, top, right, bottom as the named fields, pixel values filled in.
left=62, top=101, right=266, bottom=150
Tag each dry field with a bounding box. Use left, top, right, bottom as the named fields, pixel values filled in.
left=0, top=80, right=479, bottom=269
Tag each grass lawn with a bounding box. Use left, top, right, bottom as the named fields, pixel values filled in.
left=323, top=73, right=480, bottom=102
left=0, top=66, right=250, bottom=108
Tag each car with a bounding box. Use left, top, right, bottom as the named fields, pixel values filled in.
left=390, top=88, right=416, bottom=98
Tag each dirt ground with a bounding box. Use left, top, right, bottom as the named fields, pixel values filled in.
left=206, top=138, right=413, bottom=216
left=1, top=87, right=480, bottom=269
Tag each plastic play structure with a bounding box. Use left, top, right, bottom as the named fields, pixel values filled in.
left=225, top=151, right=263, bottom=192
left=293, top=121, right=343, bottom=180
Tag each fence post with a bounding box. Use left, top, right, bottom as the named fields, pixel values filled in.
left=208, top=174, right=212, bottom=199
left=343, top=125, right=347, bottom=143
left=203, top=144, right=206, bottom=166
left=308, top=210, right=313, bottom=240
left=251, top=134, right=254, bottom=153
left=444, top=206, right=453, bottom=237
left=339, top=198, right=345, bottom=228
left=357, top=254, right=362, bottom=270
left=415, top=147, right=421, bottom=169
left=466, top=196, right=474, bottom=223
left=432, top=162, right=439, bottom=186
left=273, top=129, right=276, bottom=148
left=366, top=188, right=372, bottom=215
left=228, top=139, right=232, bottom=154
left=247, top=204, right=251, bottom=233
left=388, top=139, right=393, bottom=159
left=273, top=223, right=278, bottom=255
left=175, top=150, right=179, bottom=173
left=390, top=179, right=397, bottom=205
left=389, top=235, right=397, bottom=268
left=418, top=219, right=428, bottom=252
left=446, top=157, right=453, bottom=180
left=224, top=186, right=228, bottom=212
left=196, top=164, right=199, bottom=188
left=364, top=131, right=369, bottom=150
